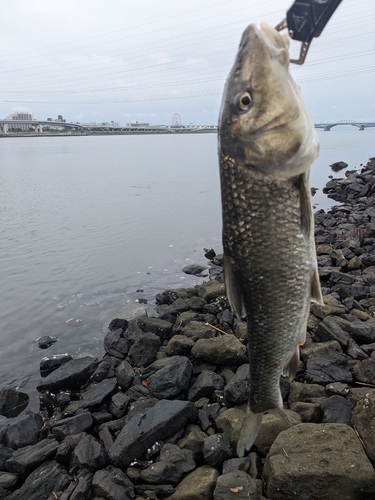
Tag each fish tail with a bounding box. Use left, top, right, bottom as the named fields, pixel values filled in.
left=237, top=405, right=263, bottom=457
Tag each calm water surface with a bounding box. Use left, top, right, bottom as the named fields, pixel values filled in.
left=0, top=130, right=374, bottom=407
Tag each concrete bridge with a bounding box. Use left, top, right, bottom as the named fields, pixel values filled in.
left=314, top=120, right=375, bottom=131
left=0, top=119, right=86, bottom=134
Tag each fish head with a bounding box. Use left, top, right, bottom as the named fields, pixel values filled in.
left=218, top=22, right=319, bottom=177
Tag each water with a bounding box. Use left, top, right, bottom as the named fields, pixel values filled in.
left=0, top=129, right=374, bottom=408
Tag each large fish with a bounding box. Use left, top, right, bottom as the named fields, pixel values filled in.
left=218, top=22, right=323, bottom=457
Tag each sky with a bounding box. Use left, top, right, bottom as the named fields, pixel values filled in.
left=0, top=0, right=374, bottom=126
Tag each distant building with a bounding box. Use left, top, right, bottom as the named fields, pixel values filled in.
left=5, top=111, right=35, bottom=131
left=126, top=121, right=150, bottom=127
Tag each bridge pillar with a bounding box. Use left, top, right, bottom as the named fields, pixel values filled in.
left=324, top=126, right=331, bottom=131
left=359, top=125, right=365, bottom=131
left=36, top=125, right=43, bottom=133
left=0, top=123, right=8, bottom=134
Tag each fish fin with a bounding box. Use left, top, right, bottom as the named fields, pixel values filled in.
left=282, top=346, right=300, bottom=382
left=298, top=171, right=312, bottom=239
left=223, top=255, right=246, bottom=319
left=237, top=405, right=263, bottom=457
left=311, top=266, right=324, bottom=304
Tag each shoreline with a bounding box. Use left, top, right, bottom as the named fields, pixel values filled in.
left=1, top=158, right=375, bottom=498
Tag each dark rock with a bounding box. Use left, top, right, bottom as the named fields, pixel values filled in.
left=223, top=364, right=250, bottom=405
left=109, top=392, right=131, bottom=419
left=185, top=296, right=207, bottom=311
left=216, top=408, right=246, bottom=450
left=347, top=339, right=368, bottom=360
left=320, top=395, right=353, bottom=425
left=325, top=382, right=350, bottom=397
left=7, top=460, right=71, bottom=500
left=204, top=248, right=216, bottom=259
left=188, top=370, right=225, bottom=402
left=68, top=471, right=93, bottom=500
left=73, top=432, right=109, bottom=471
left=140, top=461, right=182, bottom=484
left=137, top=317, right=173, bottom=341
left=166, top=335, right=195, bottom=356
left=290, top=402, right=322, bottom=423
left=136, top=484, right=175, bottom=497
left=82, top=377, right=117, bottom=408
left=128, top=332, right=161, bottom=367
left=51, top=412, right=93, bottom=439
left=108, top=318, right=129, bottom=332
left=0, top=472, right=18, bottom=489
left=352, top=358, right=375, bottom=385
left=352, top=390, right=375, bottom=463
left=146, top=356, right=193, bottom=399
left=159, top=443, right=195, bottom=474
left=35, top=336, right=57, bottom=349
left=90, top=356, right=118, bottom=382
left=182, top=264, right=207, bottom=276
left=36, top=356, right=98, bottom=392
left=40, top=354, right=73, bottom=377
left=306, top=354, right=353, bottom=385
left=167, top=298, right=189, bottom=315
left=109, top=399, right=196, bottom=467
left=103, top=328, right=128, bottom=358
left=345, top=321, right=375, bottom=344
left=314, top=317, right=350, bottom=347
left=213, top=471, right=258, bottom=500
left=288, top=381, right=326, bottom=404
left=263, top=424, right=375, bottom=500
left=164, top=465, right=219, bottom=500
left=116, top=359, right=134, bottom=390
left=191, top=335, right=247, bottom=365
left=254, top=411, right=302, bottom=456
left=198, top=281, right=226, bottom=302
left=203, top=433, right=232, bottom=467
left=330, top=161, right=348, bottom=172
left=92, top=465, right=135, bottom=500
left=222, top=457, right=251, bottom=475
left=177, top=424, right=208, bottom=461
left=6, top=438, right=59, bottom=475
left=0, top=388, right=29, bottom=418
left=300, top=341, right=342, bottom=363
left=180, top=321, right=216, bottom=341
left=2, top=412, right=44, bottom=449
left=0, top=445, right=13, bottom=469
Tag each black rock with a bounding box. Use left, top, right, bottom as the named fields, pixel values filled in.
left=51, top=412, right=93, bottom=439
left=224, top=364, right=250, bottom=405
left=103, top=328, right=129, bottom=358
left=0, top=388, right=29, bottom=418
left=73, top=432, right=109, bottom=472
left=5, top=438, right=59, bottom=475
left=182, top=264, right=207, bottom=276
left=40, top=354, right=73, bottom=377
left=204, top=248, right=216, bottom=260
left=147, top=356, right=193, bottom=399
left=314, top=318, right=350, bottom=348
left=36, top=356, right=99, bottom=392
left=35, top=336, right=57, bottom=349
left=320, top=395, right=353, bottom=425
left=352, top=358, right=375, bottom=385
left=140, top=461, right=182, bottom=484
left=82, top=377, right=117, bottom=408
left=222, top=457, right=251, bottom=475
left=7, top=460, right=71, bottom=500
left=116, top=359, right=134, bottom=390
left=137, top=317, right=173, bottom=341
left=330, top=161, right=348, bottom=172
left=92, top=465, right=135, bottom=500
left=2, top=412, right=44, bottom=449
left=109, top=392, right=131, bottom=419
left=0, top=472, right=18, bottom=489
left=345, top=321, right=375, bottom=344
left=306, top=354, right=353, bottom=385
left=188, top=370, right=225, bottom=402
left=0, top=445, right=13, bottom=469
left=203, top=433, right=233, bottom=467
left=159, top=443, right=196, bottom=474
left=214, top=471, right=258, bottom=500
left=128, top=332, right=161, bottom=367
left=90, top=356, right=118, bottom=382
left=109, top=399, right=197, bottom=468
left=108, top=318, right=129, bottom=332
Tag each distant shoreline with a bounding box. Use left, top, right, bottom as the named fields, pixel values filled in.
left=0, top=129, right=217, bottom=138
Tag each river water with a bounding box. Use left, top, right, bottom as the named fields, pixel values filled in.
left=0, top=129, right=374, bottom=407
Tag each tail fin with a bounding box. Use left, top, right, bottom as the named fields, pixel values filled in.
left=237, top=405, right=263, bottom=457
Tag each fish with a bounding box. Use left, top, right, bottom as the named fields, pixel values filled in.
left=218, top=22, right=323, bottom=457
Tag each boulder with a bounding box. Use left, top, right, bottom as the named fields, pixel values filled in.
left=0, top=389, right=29, bottom=418
left=191, top=336, right=247, bottom=365
left=164, top=465, right=219, bottom=500
left=2, top=412, right=44, bottom=449
left=253, top=410, right=302, bottom=456
left=352, top=389, right=375, bottom=463
left=128, top=332, right=161, bottom=367
left=213, top=471, right=258, bottom=500
left=306, top=354, right=353, bottom=385
left=6, top=438, right=59, bottom=475
left=146, top=356, right=193, bottom=399
left=82, top=377, right=117, bottom=408
left=36, top=356, right=98, bottom=391
left=92, top=465, right=135, bottom=500
left=223, top=364, right=250, bottom=405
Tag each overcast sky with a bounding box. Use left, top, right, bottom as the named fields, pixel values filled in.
left=0, top=0, right=374, bottom=125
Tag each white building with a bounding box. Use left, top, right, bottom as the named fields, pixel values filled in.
left=5, top=111, right=36, bottom=131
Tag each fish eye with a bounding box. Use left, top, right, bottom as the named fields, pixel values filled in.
left=236, top=92, right=252, bottom=112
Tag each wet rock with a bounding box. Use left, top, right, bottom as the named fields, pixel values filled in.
left=140, top=461, right=182, bottom=484
left=182, top=264, right=207, bottom=275
left=108, top=318, right=129, bottom=332
left=352, top=358, right=375, bottom=385
left=128, top=332, right=161, bottom=367
left=116, top=359, right=134, bottom=390
left=137, top=317, right=173, bottom=341
left=82, top=377, right=117, bottom=408
left=188, top=370, right=225, bottom=402
left=90, top=356, right=118, bottom=382
left=288, top=381, right=326, bottom=404
left=306, top=354, right=353, bottom=385
left=177, top=424, right=208, bottom=461
left=36, top=356, right=98, bottom=391
left=165, top=465, right=219, bottom=500
left=7, top=460, right=71, bottom=500
left=166, top=335, right=195, bottom=356
left=290, top=402, right=322, bottom=423
left=92, top=465, right=135, bottom=500
left=103, top=328, right=129, bottom=358
left=223, top=364, right=250, bottom=405
left=320, top=395, right=353, bottom=425
left=330, top=161, right=348, bottom=172
left=300, top=340, right=342, bottom=363
left=254, top=410, right=302, bottom=456
left=35, top=336, right=57, bottom=349
left=264, top=423, right=375, bottom=500
left=198, top=281, right=226, bottom=302
left=6, top=438, right=59, bottom=475
left=51, top=412, right=93, bottom=439
left=109, top=399, right=196, bottom=467
left=159, top=443, right=196, bottom=474
left=0, top=388, right=29, bottom=418
left=203, top=433, right=232, bottom=467
left=191, top=335, right=247, bottom=366
left=109, top=392, right=131, bottom=419
left=213, top=471, right=258, bottom=500
left=2, top=412, right=44, bottom=449
left=145, top=356, right=193, bottom=399
left=216, top=408, right=246, bottom=449
left=73, top=432, right=109, bottom=472
left=40, top=354, right=73, bottom=377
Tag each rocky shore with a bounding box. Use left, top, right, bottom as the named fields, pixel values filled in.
left=1, top=158, right=375, bottom=499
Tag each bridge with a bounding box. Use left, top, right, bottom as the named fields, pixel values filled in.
left=314, top=120, right=375, bottom=131
left=0, top=119, right=86, bottom=134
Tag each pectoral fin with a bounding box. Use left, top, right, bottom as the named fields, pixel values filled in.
left=299, top=171, right=312, bottom=239
left=311, top=266, right=324, bottom=304
left=223, top=255, right=246, bottom=319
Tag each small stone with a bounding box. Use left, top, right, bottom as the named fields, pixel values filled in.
left=191, top=335, right=247, bottom=365
left=213, top=471, right=258, bottom=500
left=222, top=457, right=251, bottom=475
left=82, top=377, right=117, bottom=408
left=146, top=356, right=193, bottom=399
left=198, top=281, right=226, bottom=302
left=103, top=328, right=128, bottom=358
left=164, top=465, right=219, bottom=500
left=0, top=388, right=29, bottom=418
left=320, top=395, right=353, bottom=425
left=108, top=318, right=129, bottom=332
left=166, top=335, right=195, bottom=356
left=0, top=471, right=18, bottom=489
left=188, top=371, right=225, bottom=402
left=216, top=408, right=246, bottom=450
left=159, top=443, right=196, bottom=474
left=35, top=336, right=57, bottom=349
left=116, top=359, right=134, bottom=390
left=325, top=382, right=350, bottom=397
left=178, top=424, right=208, bottom=461
left=92, top=465, right=135, bottom=500
left=182, top=264, right=207, bottom=275
left=223, top=364, right=250, bottom=406
left=203, top=433, right=232, bottom=467
left=290, top=402, right=322, bottom=423
left=109, top=392, right=131, bottom=419
left=140, top=461, right=182, bottom=484
left=352, top=358, right=375, bottom=385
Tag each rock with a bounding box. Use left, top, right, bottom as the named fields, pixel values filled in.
left=137, top=317, right=173, bottom=341
left=73, top=432, right=109, bottom=471
left=40, top=354, right=73, bottom=377
left=352, top=358, right=375, bottom=385
left=325, top=381, right=350, bottom=397
left=188, top=371, right=225, bottom=402
left=185, top=296, right=207, bottom=311
left=253, top=410, right=302, bottom=456
left=182, top=264, right=207, bottom=275
left=140, top=461, right=182, bottom=484
left=116, top=359, right=134, bottom=390
left=164, top=465, right=219, bottom=500
left=203, top=433, right=233, bottom=467
left=166, top=335, right=195, bottom=356
left=288, top=381, right=326, bottom=404
left=36, top=356, right=98, bottom=391
left=223, top=364, right=250, bottom=405
left=204, top=248, right=216, bottom=259
left=6, top=438, right=59, bottom=475
left=300, top=341, right=342, bottom=363
left=82, top=377, right=117, bottom=408
left=181, top=321, right=216, bottom=341
left=0, top=388, right=29, bottom=418
left=2, top=412, right=44, bottom=449
left=7, top=460, right=71, bottom=500
left=310, top=295, right=346, bottom=319
left=213, top=471, right=258, bottom=500
left=35, top=336, right=57, bottom=349
left=345, top=321, right=375, bottom=344
left=0, top=445, right=13, bottom=469
left=320, top=395, right=353, bottom=425
left=306, top=354, right=353, bottom=385
left=92, top=465, right=135, bottom=500
left=128, top=332, right=161, bottom=367
left=178, top=424, right=208, bottom=461
left=146, top=356, right=193, bottom=399
left=198, top=281, right=226, bottom=302
left=352, top=390, right=375, bottom=462
left=216, top=408, right=246, bottom=449
left=290, top=402, right=322, bottom=423
left=108, top=318, right=129, bottom=332
left=330, top=161, right=348, bottom=172
left=347, top=339, right=368, bottom=360
left=0, top=472, right=18, bottom=489
left=103, top=328, right=129, bottom=358
left=90, top=356, right=118, bottom=382
left=109, top=399, right=196, bottom=467
left=314, top=317, right=350, bottom=347
left=51, top=412, right=93, bottom=439
left=263, top=423, right=375, bottom=500
left=109, top=392, right=131, bottom=419
left=222, top=457, right=251, bottom=475
left=191, top=336, right=247, bottom=365
left=159, top=443, right=196, bottom=474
